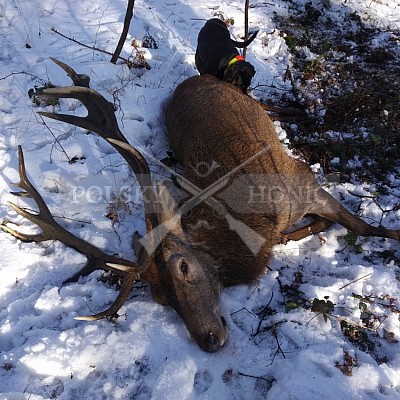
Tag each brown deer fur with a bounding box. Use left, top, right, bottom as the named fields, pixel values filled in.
left=167, top=75, right=322, bottom=286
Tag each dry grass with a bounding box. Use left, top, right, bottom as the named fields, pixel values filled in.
left=272, top=2, right=400, bottom=183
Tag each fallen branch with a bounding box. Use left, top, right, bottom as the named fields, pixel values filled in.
left=237, top=371, right=274, bottom=383
left=0, top=71, right=47, bottom=84
left=338, top=272, right=373, bottom=290
left=254, top=292, right=274, bottom=336
left=347, top=190, right=378, bottom=199
left=51, top=27, right=149, bottom=69
left=52, top=27, right=116, bottom=58
left=38, top=114, right=72, bottom=163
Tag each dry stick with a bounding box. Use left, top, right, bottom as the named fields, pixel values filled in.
left=338, top=272, right=373, bottom=290
left=254, top=292, right=274, bottom=336
left=0, top=71, right=47, bottom=84
left=111, top=0, right=135, bottom=64
left=51, top=28, right=130, bottom=64
left=237, top=371, right=272, bottom=383
left=243, top=0, right=250, bottom=58
left=38, top=114, right=72, bottom=163
left=272, top=325, right=286, bottom=359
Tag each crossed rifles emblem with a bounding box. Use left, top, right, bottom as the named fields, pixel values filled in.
left=110, top=140, right=269, bottom=256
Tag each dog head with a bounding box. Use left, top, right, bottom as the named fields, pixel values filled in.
left=223, top=61, right=256, bottom=93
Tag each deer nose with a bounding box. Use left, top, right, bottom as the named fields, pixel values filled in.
left=204, top=331, right=224, bottom=352
left=203, top=316, right=228, bottom=352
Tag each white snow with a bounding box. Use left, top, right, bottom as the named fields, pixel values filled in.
left=1, top=0, right=399, bottom=399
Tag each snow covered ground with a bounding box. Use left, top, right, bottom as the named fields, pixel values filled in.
left=0, top=0, right=399, bottom=399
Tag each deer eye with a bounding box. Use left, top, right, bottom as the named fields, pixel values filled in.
left=180, top=260, right=188, bottom=275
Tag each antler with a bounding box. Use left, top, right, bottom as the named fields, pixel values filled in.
left=1, top=59, right=163, bottom=320
left=38, top=58, right=162, bottom=244
left=1, top=146, right=149, bottom=320
left=49, top=57, right=90, bottom=87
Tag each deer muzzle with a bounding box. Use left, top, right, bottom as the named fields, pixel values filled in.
left=191, top=314, right=228, bottom=353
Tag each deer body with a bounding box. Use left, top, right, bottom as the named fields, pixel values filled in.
left=166, top=75, right=324, bottom=285
left=163, top=75, right=399, bottom=351
left=4, top=62, right=398, bottom=354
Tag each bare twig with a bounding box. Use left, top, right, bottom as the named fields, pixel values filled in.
left=254, top=292, right=274, bottom=336
left=264, top=323, right=290, bottom=367
left=51, top=27, right=116, bottom=57
left=272, top=325, right=286, bottom=359
left=0, top=71, right=47, bottom=84
left=237, top=371, right=273, bottom=383
left=347, top=190, right=378, bottom=199
left=338, top=272, right=373, bottom=290
left=257, top=102, right=304, bottom=116
left=51, top=27, right=145, bottom=68
left=38, top=114, right=72, bottom=163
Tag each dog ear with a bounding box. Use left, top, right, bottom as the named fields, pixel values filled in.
left=223, top=64, right=235, bottom=83
left=223, top=62, right=255, bottom=92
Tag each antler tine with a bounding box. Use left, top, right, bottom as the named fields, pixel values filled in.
left=0, top=146, right=149, bottom=282
left=37, top=58, right=134, bottom=153
left=49, top=57, right=90, bottom=87
left=38, top=86, right=151, bottom=182
left=38, top=86, right=126, bottom=143
left=11, top=145, right=55, bottom=222
left=74, top=271, right=138, bottom=321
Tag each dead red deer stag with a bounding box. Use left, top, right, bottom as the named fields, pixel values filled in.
left=2, top=60, right=399, bottom=353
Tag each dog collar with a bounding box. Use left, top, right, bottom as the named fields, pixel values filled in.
left=228, top=55, right=245, bottom=66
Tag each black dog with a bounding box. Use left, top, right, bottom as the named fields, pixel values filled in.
left=195, top=18, right=258, bottom=93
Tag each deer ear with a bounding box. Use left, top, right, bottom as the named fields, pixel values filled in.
left=155, top=182, right=183, bottom=234
left=132, top=233, right=168, bottom=305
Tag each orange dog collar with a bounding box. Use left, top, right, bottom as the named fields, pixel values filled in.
left=228, top=55, right=245, bottom=66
